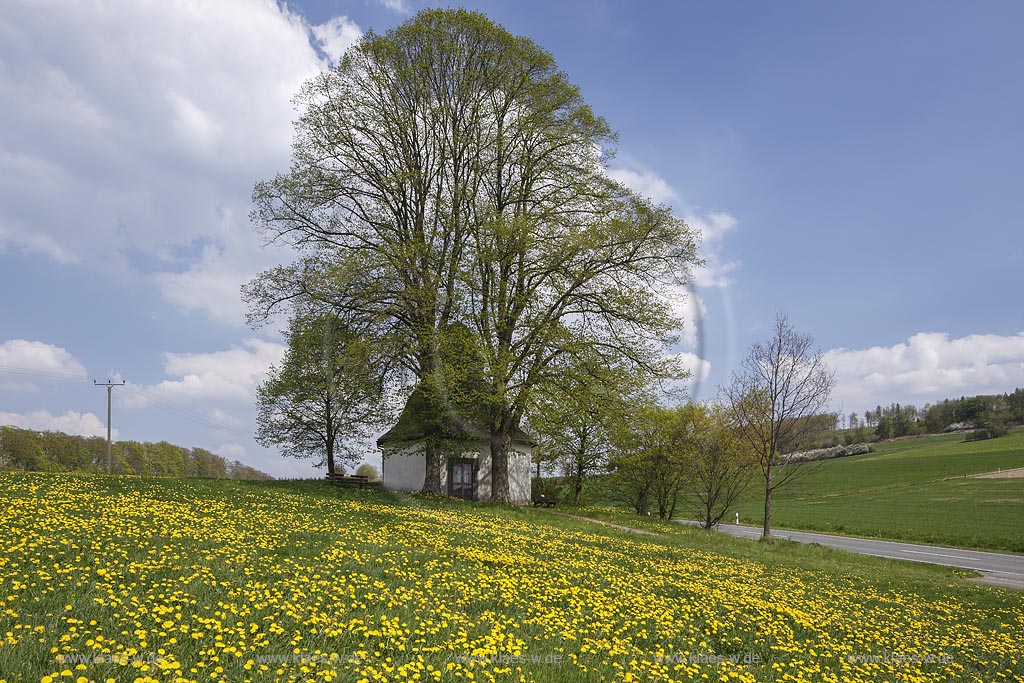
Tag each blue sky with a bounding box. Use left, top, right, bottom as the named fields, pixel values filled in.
left=2, top=0, right=1022, bottom=478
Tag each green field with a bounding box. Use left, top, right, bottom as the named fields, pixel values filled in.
left=729, top=429, right=1024, bottom=552
left=1, top=473, right=1022, bottom=682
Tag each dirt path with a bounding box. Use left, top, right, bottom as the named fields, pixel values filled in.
left=973, top=467, right=1024, bottom=478
left=546, top=511, right=661, bottom=536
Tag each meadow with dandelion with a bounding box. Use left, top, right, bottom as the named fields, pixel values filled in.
left=1, top=473, right=1021, bottom=683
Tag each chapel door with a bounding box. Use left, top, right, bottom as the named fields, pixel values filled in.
left=449, top=461, right=475, bottom=501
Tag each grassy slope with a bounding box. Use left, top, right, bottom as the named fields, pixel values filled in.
left=727, top=429, right=1024, bottom=552
left=1, top=473, right=1022, bottom=683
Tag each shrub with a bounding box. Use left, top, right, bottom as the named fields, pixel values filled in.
left=782, top=443, right=872, bottom=464
left=531, top=476, right=561, bottom=499
left=965, top=424, right=1008, bottom=442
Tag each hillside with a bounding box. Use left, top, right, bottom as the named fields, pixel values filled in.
left=0, top=425, right=272, bottom=480
left=730, top=428, right=1024, bottom=552
left=1, top=473, right=1021, bottom=682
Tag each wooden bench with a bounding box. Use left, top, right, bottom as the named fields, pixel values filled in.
left=532, top=494, right=557, bottom=507
left=325, top=472, right=369, bottom=488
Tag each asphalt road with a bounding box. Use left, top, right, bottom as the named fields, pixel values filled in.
left=678, top=521, right=1024, bottom=589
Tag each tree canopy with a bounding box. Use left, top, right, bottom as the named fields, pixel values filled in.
left=245, top=9, right=700, bottom=499
left=255, top=313, right=391, bottom=474
left=0, top=427, right=270, bottom=479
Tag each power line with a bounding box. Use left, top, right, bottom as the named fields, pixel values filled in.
left=119, top=384, right=252, bottom=437
left=0, top=364, right=88, bottom=381
left=123, top=384, right=251, bottom=435
left=128, top=384, right=234, bottom=425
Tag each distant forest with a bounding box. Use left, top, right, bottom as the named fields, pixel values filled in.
left=0, top=426, right=272, bottom=480
left=807, top=387, right=1024, bottom=449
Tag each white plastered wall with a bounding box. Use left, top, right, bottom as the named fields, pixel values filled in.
left=508, top=444, right=533, bottom=504
left=381, top=440, right=533, bottom=504
left=381, top=444, right=425, bottom=492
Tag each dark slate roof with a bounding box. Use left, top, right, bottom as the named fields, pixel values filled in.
left=377, top=386, right=535, bottom=447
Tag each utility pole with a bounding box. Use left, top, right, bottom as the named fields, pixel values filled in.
left=94, top=380, right=125, bottom=474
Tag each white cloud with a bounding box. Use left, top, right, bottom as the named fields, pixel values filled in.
left=215, top=442, right=248, bottom=460
left=607, top=166, right=678, bottom=204
left=0, top=339, right=87, bottom=386
left=825, top=331, right=1024, bottom=411
left=605, top=165, right=739, bottom=289
left=376, top=0, right=411, bottom=13
left=151, top=203, right=296, bottom=325
left=138, top=338, right=287, bottom=405
left=685, top=210, right=740, bottom=288
left=687, top=210, right=737, bottom=247
left=661, top=285, right=706, bottom=350
left=152, top=243, right=252, bottom=325
left=0, top=0, right=362, bottom=324
left=673, top=351, right=712, bottom=383
left=661, top=351, right=712, bottom=402
left=693, top=260, right=740, bottom=288
left=0, top=409, right=112, bottom=438
left=311, top=16, right=362, bottom=63
left=209, top=408, right=244, bottom=429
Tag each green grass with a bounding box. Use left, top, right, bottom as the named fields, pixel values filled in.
left=725, top=428, right=1024, bottom=552
left=2, top=473, right=1022, bottom=682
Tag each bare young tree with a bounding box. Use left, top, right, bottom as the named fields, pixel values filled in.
left=724, top=313, right=835, bottom=539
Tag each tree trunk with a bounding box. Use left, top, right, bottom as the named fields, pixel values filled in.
left=419, top=357, right=443, bottom=495
left=573, top=457, right=584, bottom=505
left=422, top=439, right=444, bottom=495
left=490, top=427, right=511, bottom=503
left=326, top=434, right=336, bottom=476
left=703, top=477, right=717, bottom=528
left=762, top=466, right=773, bottom=539
left=635, top=481, right=650, bottom=515
left=704, top=477, right=718, bottom=528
